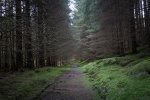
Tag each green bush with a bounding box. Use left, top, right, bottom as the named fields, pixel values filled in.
left=117, top=58, right=134, bottom=67
left=129, top=60, right=150, bottom=78
left=102, top=57, right=118, bottom=66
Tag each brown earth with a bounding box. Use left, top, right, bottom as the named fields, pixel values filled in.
left=39, top=67, right=97, bottom=100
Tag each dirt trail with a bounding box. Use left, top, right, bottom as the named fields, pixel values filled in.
left=40, top=67, right=96, bottom=100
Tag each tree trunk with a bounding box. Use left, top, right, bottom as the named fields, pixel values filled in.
left=130, top=0, right=137, bottom=54
left=25, top=0, right=33, bottom=68
left=15, top=0, right=23, bottom=70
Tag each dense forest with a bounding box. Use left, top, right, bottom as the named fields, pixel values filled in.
left=0, top=0, right=75, bottom=71
left=0, top=0, right=150, bottom=100
left=74, top=0, right=150, bottom=60
left=0, top=0, right=150, bottom=71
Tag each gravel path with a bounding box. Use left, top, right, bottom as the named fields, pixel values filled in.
left=40, top=67, right=96, bottom=100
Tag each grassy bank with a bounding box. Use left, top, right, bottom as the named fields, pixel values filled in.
left=80, top=54, right=150, bottom=100
left=0, top=67, right=70, bottom=100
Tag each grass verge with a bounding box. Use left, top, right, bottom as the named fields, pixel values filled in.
left=79, top=54, right=150, bottom=100
left=0, top=67, right=70, bottom=100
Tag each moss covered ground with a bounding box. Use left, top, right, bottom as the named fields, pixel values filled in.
left=79, top=54, right=150, bottom=100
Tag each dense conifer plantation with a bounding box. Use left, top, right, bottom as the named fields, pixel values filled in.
left=0, top=0, right=74, bottom=71
left=1, top=0, right=149, bottom=70
left=73, top=0, right=150, bottom=60
left=0, top=0, right=150, bottom=100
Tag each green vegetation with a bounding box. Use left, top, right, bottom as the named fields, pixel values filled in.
left=0, top=67, right=70, bottom=100
left=79, top=54, right=150, bottom=100
left=80, top=70, right=101, bottom=100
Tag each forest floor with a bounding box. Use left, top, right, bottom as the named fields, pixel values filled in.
left=39, top=67, right=99, bottom=100
left=0, top=54, right=149, bottom=100
left=0, top=67, right=70, bottom=100
left=79, top=53, right=150, bottom=100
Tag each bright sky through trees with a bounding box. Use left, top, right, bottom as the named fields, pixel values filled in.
left=69, top=0, right=77, bottom=19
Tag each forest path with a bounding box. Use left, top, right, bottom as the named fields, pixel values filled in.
left=40, top=66, right=96, bottom=100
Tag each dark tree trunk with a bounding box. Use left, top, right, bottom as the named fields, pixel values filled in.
left=130, top=0, right=137, bottom=54
left=38, top=3, right=45, bottom=67
left=15, top=0, right=23, bottom=70
left=25, top=0, right=33, bottom=68
left=146, top=0, right=150, bottom=47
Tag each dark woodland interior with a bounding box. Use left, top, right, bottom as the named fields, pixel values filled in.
left=0, top=0, right=150, bottom=100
